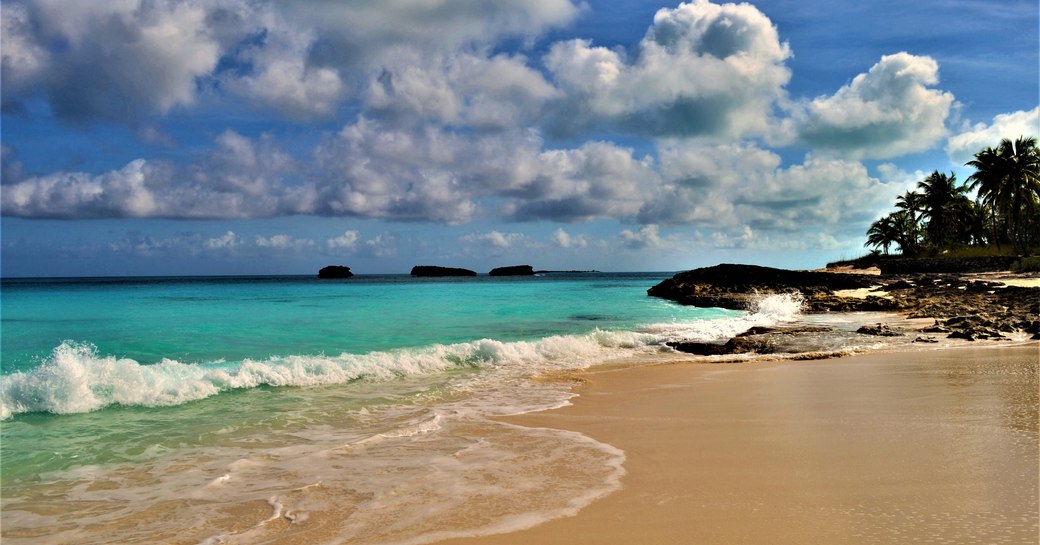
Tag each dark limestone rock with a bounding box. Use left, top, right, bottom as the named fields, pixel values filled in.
left=855, top=323, right=901, bottom=336
left=317, top=265, right=353, bottom=279
left=666, top=336, right=776, bottom=356
left=489, top=265, right=535, bottom=276
left=410, top=265, right=477, bottom=277
left=947, top=327, right=1005, bottom=341
left=881, top=279, right=915, bottom=291
left=648, top=264, right=878, bottom=312
left=666, top=341, right=730, bottom=356
left=947, top=330, right=977, bottom=341
left=922, top=320, right=950, bottom=333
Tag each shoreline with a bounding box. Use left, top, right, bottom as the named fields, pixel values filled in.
left=433, top=343, right=1039, bottom=545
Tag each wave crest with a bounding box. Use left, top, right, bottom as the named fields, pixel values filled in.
left=0, top=295, right=801, bottom=419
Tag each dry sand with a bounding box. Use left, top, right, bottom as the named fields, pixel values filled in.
left=434, top=345, right=1039, bottom=545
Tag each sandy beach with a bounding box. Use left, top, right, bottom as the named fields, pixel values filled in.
left=434, top=344, right=1039, bottom=545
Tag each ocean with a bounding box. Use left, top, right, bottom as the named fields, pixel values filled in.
left=1, top=272, right=805, bottom=544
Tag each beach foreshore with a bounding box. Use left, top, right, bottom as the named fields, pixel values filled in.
left=433, top=344, right=1039, bottom=545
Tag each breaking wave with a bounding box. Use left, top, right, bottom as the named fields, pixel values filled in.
left=0, top=294, right=804, bottom=419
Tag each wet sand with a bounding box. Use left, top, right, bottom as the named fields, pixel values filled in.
left=434, top=345, right=1039, bottom=545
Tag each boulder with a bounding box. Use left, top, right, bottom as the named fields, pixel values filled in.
left=489, top=265, right=535, bottom=276
left=855, top=323, right=901, bottom=336
left=410, top=265, right=477, bottom=277
left=317, top=265, right=353, bottom=279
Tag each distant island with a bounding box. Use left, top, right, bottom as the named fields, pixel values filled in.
left=411, top=265, right=477, bottom=277
left=317, top=265, right=353, bottom=279
left=488, top=265, right=535, bottom=276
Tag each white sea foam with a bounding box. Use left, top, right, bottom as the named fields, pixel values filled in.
left=0, top=294, right=802, bottom=419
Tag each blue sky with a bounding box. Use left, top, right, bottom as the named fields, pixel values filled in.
left=2, top=0, right=1037, bottom=276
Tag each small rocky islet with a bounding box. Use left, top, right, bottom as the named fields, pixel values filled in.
left=317, top=265, right=354, bottom=279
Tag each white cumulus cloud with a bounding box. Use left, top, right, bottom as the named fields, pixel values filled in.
left=946, top=107, right=1040, bottom=164
left=326, top=230, right=361, bottom=252
left=619, top=224, right=674, bottom=250
left=544, top=0, right=791, bottom=138
left=788, top=52, right=955, bottom=159
left=551, top=228, right=589, bottom=249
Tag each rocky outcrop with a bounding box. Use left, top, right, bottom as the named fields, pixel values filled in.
left=653, top=263, right=1039, bottom=351
left=647, top=264, right=881, bottom=311
left=317, top=265, right=353, bottom=279
left=410, top=265, right=477, bottom=277
left=489, top=265, right=535, bottom=276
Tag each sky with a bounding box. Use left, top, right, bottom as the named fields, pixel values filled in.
left=1, top=0, right=1038, bottom=277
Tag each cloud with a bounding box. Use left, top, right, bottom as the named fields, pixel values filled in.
left=108, top=231, right=205, bottom=258
left=326, top=230, right=361, bottom=252
left=254, top=234, right=315, bottom=251
left=1, top=0, right=582, bottom=124
left=460, top=230, right=530, bottom=249
left=285, top=0, right=581, bottom=62
left=708, top=226, right=847, bottom=251
left=618, top=224, right=674, bottom=250
left=1, top=145, right=28, bottom=185
left=205, top=230, right=243, bottom=250
left=2, top=123, right=895, bottom=243
left=1, top=131, right=310, bottom=219
left=1, top=159, right=160, bottom=218
left=946, top=107, right=1040, bottom=164
left=367, top=51, right=559, bottom=129
left=0, top=2, right=49, bottom=94
left=789, top=52, right=955, bottom=159
left=0, top=1, right=965, bottom=248
left=360, top=232, right=397, bottom=258
left=325, top=230, right=398, bottom=257
left=544, top=0, right=791, bottom=137
left=502, top=141, right=659, bottom=222
left=3, top=0, right=224, bottom=123
left=639, top=141, right=780, bottom=226
left=551, top=228, right=588, bottom=249
left=639, top=141, right=893, bottom=237
left=311, top=119, right=489, bottom=224
left=223, top=9, right=346, bottom=119
left=733, top=155, right=890, bottom=231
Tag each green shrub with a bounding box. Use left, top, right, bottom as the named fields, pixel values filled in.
left=1011, top=257, right=1040, bottom=273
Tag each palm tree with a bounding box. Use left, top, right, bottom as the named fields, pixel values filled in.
left=894, top=190, right=924, bottom=249
left=865, top=210, right=919, bottom=255
left=916, top=171, right=968, bottom=251
left=951, top=198, right=987, bottom=247
left=966, top=136, right=1040, bottom=253
left=865, top=214, right=900, bottom=255
left=895, top=190, right=923, bottom=222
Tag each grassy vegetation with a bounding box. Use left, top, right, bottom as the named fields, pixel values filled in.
left=1012, top=257, right=1040, bottom=273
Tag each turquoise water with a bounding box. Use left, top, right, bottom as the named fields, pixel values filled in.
left=2, top=273, right=717, bottom=373
left=1, top=273, right=797, bottom=545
